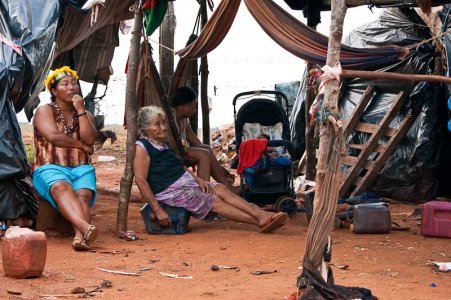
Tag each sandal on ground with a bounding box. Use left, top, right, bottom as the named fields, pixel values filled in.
left=83, top=225, right=99, bottom=244
left=259, top=212, right=289, bottom=233
left=72, top=237, right=90, bottom=251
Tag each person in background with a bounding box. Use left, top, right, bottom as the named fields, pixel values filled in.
left=171, top=86, right=239, bottom=194
left=134, top=105, right=289, bottom=233
left=32, top=66, right=99, bottom=251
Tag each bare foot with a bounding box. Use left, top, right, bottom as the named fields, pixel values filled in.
left=257, top=211, right=280, bottom=228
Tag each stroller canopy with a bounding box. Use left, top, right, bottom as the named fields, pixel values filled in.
left=235, top=98, right=291, bottom=150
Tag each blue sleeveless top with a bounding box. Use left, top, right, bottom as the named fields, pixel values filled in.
left=138, top=138, right=185, bottom=194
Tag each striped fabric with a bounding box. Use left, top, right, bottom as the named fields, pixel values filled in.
left=304, top=127, right=346, bottom=269
left=52, top=23, right=119, bottom=83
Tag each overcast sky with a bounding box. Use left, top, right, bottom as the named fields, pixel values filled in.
left=18, top=1, right=381, bottom=127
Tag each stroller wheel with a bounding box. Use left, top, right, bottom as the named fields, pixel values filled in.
left=273, top=196, right=297, bottom=217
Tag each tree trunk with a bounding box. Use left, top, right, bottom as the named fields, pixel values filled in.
left=200, top=0, right=210, bottom=145
left=117, top=9, right=143, bottom=233
left=308, top=0, right=347, bottom=271
left=159, top=1, right=175, bottom=94
left=314, top=1, right=346, bottom=210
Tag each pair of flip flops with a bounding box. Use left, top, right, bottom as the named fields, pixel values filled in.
left=259, top=212, right=289, bottom=233
left=72, top=225, right=99, bottom=251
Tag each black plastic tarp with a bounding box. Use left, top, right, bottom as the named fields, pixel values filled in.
left=438, top=6, right=451, bottom=197
left=2, top=0, right=61, bottom=113
left=0, top=0, right=61, bottom=221
left=290, top=7, right=450, bottom=202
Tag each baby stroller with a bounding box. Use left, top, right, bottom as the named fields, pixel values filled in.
left=231, top=90, right=297, bottom=216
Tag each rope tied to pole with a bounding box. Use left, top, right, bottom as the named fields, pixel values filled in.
left=308, top=63, right=342, bottom=126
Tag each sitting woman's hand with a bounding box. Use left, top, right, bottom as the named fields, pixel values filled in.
left=154, top=208, right=172, bottom=227
left=82, top=144, right=94, bottom=155
left=198, top=179, right=214, bottom=194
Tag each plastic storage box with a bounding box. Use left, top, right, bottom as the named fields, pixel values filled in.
left=140, top=203, right=190, bottom=234
left=421, top=201, right=451, bottom=238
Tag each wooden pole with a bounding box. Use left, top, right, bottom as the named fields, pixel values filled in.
left=340, top=69, right=451, bottom=84
left=307, top=0, right=347, bottom=271
left=159, top=1, right=175, bottom=93
left=305, top=22, right=317, bottom=181
left=305, top=62, right=317, bottom=181
left=200, top=0, right=210, bottom=145
left=117, top=8, right=143, bottom=233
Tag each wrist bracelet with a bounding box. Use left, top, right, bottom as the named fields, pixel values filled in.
left=77, top=111, right=87, bottom=117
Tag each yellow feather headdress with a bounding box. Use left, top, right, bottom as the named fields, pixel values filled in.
left=44, top=66, right=79, bottom=90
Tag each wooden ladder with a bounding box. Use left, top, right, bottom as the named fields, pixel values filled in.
left=339, top=86, right=418, bottom=198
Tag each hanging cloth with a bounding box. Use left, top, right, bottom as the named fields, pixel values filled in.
left=176, top=0, right=241, bottom=59
left=168, top=34, right=199, bottom=97
left=176, top=0, right=408, bottom=70
left=136, top=41, right=186, bottom=158
left=168, top=33, right=200, bottom=134
left=243, top=0, right=406, bottom=69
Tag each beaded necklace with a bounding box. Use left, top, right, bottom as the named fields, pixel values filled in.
left=51, top=103, right=78, bottom=135
left=141, top=135, right=167, bottom=150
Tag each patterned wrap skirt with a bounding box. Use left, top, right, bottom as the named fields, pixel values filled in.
left=155, top=171, right=218, bottom=219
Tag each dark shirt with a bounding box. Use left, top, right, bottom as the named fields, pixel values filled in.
left=138, top=138, right=185, bottom=194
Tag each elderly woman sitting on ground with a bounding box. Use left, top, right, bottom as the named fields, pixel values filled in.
left=32, top=66, right=99, bottom=251
left=133, top=105, right=288, bottom=232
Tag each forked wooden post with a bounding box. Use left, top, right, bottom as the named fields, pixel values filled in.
left=304, top=0, right=347, bottom=271
left=159, top=1, right=175, bottom=93
left=200, top=0, right=210, bottom=145
left=117, top=8, right=143, bottom=233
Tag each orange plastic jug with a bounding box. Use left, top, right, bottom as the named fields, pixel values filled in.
left=2, top=226, right=47, bottom=278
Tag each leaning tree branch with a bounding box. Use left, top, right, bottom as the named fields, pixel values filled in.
left=340, top=69, right=451, bottom=84
left=117, top=8, right=143, bottom=233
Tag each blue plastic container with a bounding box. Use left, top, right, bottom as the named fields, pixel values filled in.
left=140, top=203, right=190, bottom=234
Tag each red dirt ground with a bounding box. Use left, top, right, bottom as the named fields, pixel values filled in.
left=0, top=126, right=450, bottom=299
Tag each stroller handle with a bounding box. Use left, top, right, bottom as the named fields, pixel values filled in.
left=232, top=90, right=290, bottom=116
left=267, top=140, right=294, bottom=156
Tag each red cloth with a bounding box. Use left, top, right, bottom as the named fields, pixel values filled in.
left=237, top=139, right=268, bottom=174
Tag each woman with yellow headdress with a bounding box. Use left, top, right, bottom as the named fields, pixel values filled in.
left=33, top=66, right=99, bottom=251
